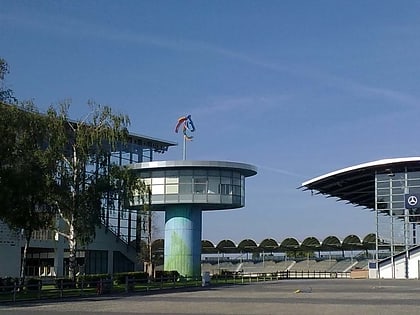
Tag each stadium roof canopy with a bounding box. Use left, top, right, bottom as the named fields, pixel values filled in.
left=151, top=234, right=377, bottom=254
left=300, top=157, right=420, bottom=210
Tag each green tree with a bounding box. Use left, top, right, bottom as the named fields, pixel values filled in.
left=0, top=102, right=58, bottom=284
left=47, top=101, right=144, bottom=280
left=0, top=58, right=17, bottom=103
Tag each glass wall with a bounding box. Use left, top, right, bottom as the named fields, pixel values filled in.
left=104, top=140, right=166, bottom=244
left=375, top=169, right=420, bottom=260
left=135, top=168, right=246, bottom=209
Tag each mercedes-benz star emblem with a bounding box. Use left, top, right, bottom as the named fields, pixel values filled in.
left=408, top=195, right=418, bottom=206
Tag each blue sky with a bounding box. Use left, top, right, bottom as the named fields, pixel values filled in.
left=2, top=1, right=420, bottom=244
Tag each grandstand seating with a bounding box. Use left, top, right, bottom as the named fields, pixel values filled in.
left=201, top=258, right=369, bottom=275
left=327, top=259, right=357, bottom=272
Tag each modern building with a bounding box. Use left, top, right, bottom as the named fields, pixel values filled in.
left=301, top=157, right=420, bottom=279
left=0, top=131, right=258, bottom=279
left=0, top=133, right=176, bottom=278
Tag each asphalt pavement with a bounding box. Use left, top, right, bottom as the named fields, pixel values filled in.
left=1, top=279, right=420, bottom=315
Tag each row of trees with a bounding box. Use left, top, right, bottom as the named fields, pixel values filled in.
left=0, top=58, right=145, bottom=283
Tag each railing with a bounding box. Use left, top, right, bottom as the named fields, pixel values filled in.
left=0, top=271, right=350, bottom=303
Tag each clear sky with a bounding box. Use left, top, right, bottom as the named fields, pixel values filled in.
left=2, top=1, right=420, bottom=244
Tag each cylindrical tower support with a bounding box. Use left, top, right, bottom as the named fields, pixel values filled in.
left=164, top=205, right=202, bottom=277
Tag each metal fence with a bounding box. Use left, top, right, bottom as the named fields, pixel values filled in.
left=0, top=271, right=350, bottom=303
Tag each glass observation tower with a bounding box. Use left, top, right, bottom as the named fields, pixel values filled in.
left=130, top=160, right=257, bottom=277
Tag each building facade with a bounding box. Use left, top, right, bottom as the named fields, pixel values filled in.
left=301, top=157, right=420, bottom=279
left=0, top=133, right=176, bottom=278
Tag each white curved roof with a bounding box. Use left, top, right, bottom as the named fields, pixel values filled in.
left=301, top=157, right=420, bottom=209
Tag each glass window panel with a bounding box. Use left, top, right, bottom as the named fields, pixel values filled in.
left=194, top=184, right=207, bottom=194
left=232, top=185, right=241, bottom=196
left=391, top=194, right=404, bottom=202
left=165, top=170, right=179, bottom=177
left=179, top=169, right=193, bottom=176
left=208, top=170, right=220, bottom=176
left=221, top=195, right=232, bottom=204
left=165, top=195, right=179, bottom=202
left=220, top=184, right=232, bottom=195
left=152, top=177, right=165, bottom=185
left=208, top=195, right=221, bottom=203
left=165, top=185, right=179, bottom=194
left=408, top=179, right=420, bottom=187
left=232, top=196, right=241, bottom=204
left=194, top=169, right=207, bottom=176
left=139, top=172, right=150, bottom=178
left=166, top=177, right=179, bottom=184
left=152, top=171, right=165, bottom=178
left=392, top=187, right=405, bottom=195
left=194, top=177, right=207, bottom=183
left=221, top=171, right=231, bottom=177
left=391, top=201, right=405, bottom=209
left=179, top=183, right=192, bottom=194
left=152, top=184, right=164, bottom=194
left=377, top=196, right=390, bottom=206
left=194, top=178, right=207, bottom=194
left=179, top=176, right=193, bottom=183
left=392, top=209, right=405, bottom=216
left=392, top=180, right=405, bottom=188
left=377, top=188, right=390, bottom=196
left=221, top=177, right=231, bottom=184
left=409, top=188, right=420, bottom=194
left=194, top=194, right=207, bottom=202
left=408, top=171, right=420, bottom=179
left=208, top=177, right=219, bottom=194
left=179, top=194, right=193, bottom=202
left=376, top=180, right=390, bottom=188
left=151, top=195, right=164, bottom=203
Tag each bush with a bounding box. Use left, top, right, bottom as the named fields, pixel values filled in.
left=55, top=278, right=76, bottom=289
left=0, top=277, right=18, bottom=292
left=77, top=274, right=110, bottom=288
left=113, top=272, right=148, bottom=285
left=25, top=278, right=42, bottom=291
left=154, top=270, right=180, bottom=282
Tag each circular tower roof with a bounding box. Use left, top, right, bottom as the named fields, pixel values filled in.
left=131, top=160, right=257, bottom=176
left=130, top=160, right=257, bottom=210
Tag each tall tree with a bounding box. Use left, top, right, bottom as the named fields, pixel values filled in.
left=47, top=101, right=143, bottom=280
left=0, top=102, right=58, bottom=284
left=0, top=59, right=58, bottom=283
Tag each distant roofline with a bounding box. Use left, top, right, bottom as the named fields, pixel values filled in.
left=127, top=132, right=177, bottom=153
left=302, top=157, right=420, bottom=187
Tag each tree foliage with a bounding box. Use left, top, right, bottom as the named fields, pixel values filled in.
left=47, top=101, right=144, bottom=279
left=0, top=58, right=17, bottom=103
left=0, top=101, right=58, bottom=283
left=0, top=57, right=146, bottom=280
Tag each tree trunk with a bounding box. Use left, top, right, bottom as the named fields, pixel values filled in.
left=68, top=220, right=77, bottom=281
left=20, top=229, right=32, bottom=287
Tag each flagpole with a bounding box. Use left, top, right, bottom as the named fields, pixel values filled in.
left=175, top=114, right=195, bottom=161
left=183, top=136, right=187, bottom=160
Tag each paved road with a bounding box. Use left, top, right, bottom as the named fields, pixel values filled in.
left=1, top=279, right=420, bottom=315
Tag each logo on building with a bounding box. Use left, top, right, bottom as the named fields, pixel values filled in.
left=405, top=194, right=420, bottom=209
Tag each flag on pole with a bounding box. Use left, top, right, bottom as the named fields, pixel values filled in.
left=175, top=114, right=195, bottom=140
